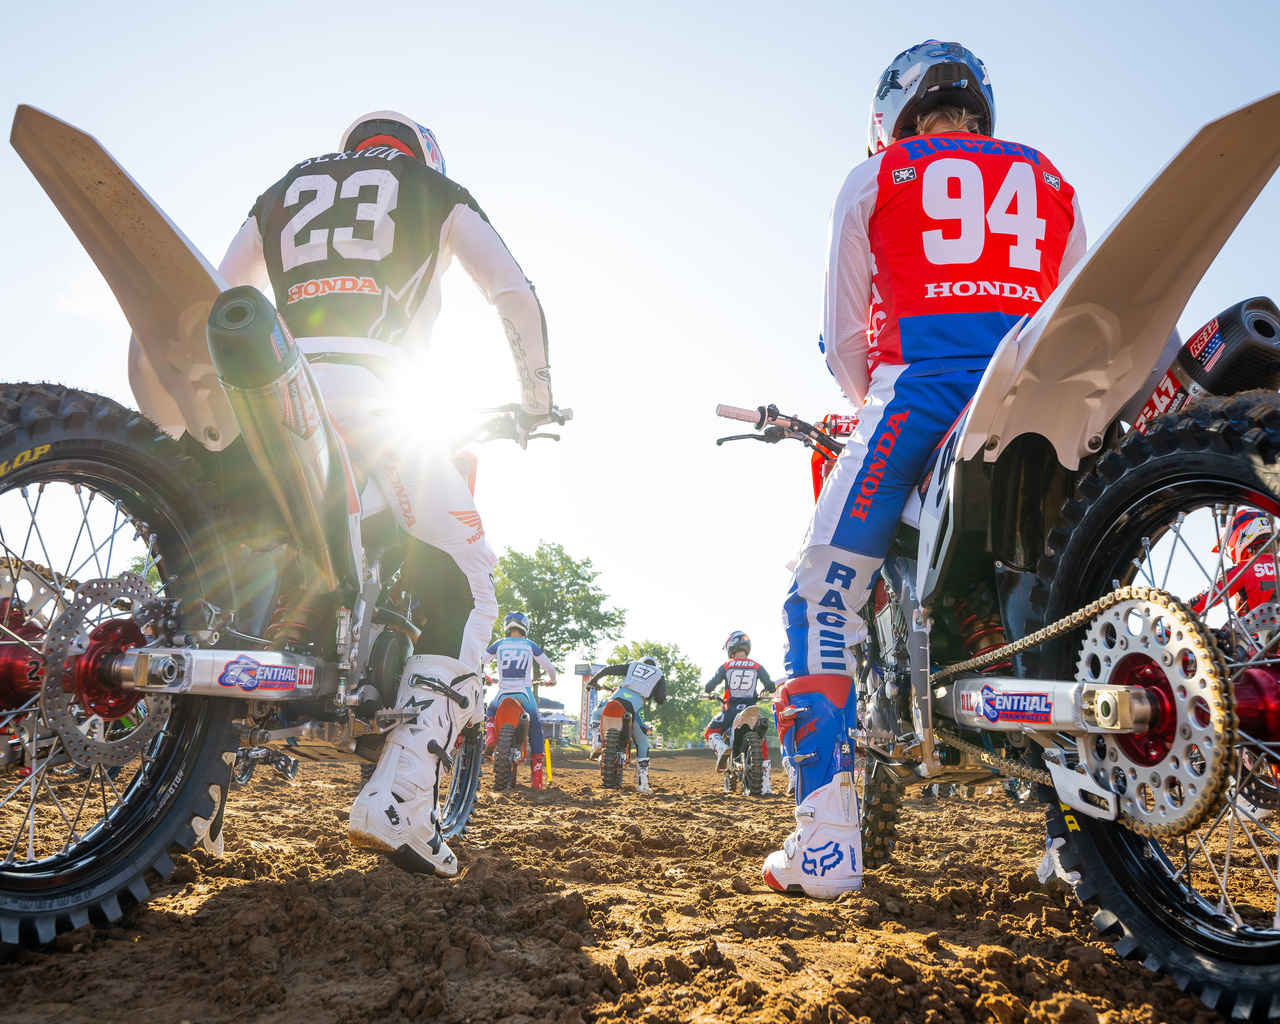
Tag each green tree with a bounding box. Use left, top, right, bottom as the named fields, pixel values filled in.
left=607, top=640, right=706, bottom=746
left=493, top=542, right=626, bottom=667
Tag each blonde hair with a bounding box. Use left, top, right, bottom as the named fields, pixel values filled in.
left=916, top=105, right=982, bottom=136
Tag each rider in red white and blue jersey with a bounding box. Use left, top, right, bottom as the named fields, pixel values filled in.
left=765, top=40, right=1087, bottom=899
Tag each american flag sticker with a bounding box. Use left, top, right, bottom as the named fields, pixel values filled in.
left=1198, top=330, right=1225, bottom=373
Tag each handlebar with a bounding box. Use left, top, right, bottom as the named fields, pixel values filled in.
left=714, top=402, right=844, bottom=457
left=455, top=404, right=573, bottom=447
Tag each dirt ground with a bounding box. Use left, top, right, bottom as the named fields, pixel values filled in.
left=0, top=749, right=1227, bottom=1024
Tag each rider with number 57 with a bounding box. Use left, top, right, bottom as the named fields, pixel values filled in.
left=766, top=43, right=1086, bottom=897
left=213, top=111, right=557, bottom=875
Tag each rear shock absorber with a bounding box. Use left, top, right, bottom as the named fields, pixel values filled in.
left=266, top=589, right=330, bottom=647
left=953, top=597, right=1012, bottom=674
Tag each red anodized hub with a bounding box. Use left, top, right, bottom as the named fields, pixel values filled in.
left=1234, top=666, right=1280, bottom=744
left=73, top=618, right=147, bottom=720
left=0, top=598, right=46, bottom=710
left=1111, top=653, right=1176, bottom=767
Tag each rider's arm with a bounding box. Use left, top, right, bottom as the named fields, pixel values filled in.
left=587, top=664, right=628, bottom=688
left=756, top=665, right=777, bottom=694
left=1059, top=193, right=1088, bottom=278
left=441, top=194, right=552, bottom=416
left=531, top=644, right=558, bottom=685
left=218, top=202, right=273, bottom=295
left=822, top=156, right=883, bottom=408
left=703, top=665, right=726, bottom=694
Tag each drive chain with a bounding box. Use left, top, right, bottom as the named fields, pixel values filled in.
left=929, top=585, right=1152, bottom=685
left=933, top=724, right=1053, bottom=787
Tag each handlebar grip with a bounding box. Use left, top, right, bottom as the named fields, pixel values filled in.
left=557, top=408, right=573, bottom=422
left=716, top=404, right=763, bottom=426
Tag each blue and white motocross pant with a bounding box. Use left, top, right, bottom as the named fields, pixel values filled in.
left=487, top=687, right=546, bottom=754
left=777, top=363, right=981, bottom=797
left=783, top=363, right=982, bottom=679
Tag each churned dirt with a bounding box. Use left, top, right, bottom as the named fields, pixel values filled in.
left=0, top=749, right=1224, bottom=1024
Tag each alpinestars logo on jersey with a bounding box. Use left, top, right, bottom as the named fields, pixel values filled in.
left=287, top=276, right=382, bottom=304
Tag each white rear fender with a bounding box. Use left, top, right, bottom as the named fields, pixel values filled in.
left=959, top=90, right=1280, bottom=471
left=11, top=105, right=239, bottom=450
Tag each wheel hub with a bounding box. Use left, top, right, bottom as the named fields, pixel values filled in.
left=73, top=618, right=147, bottom=720
left=41, top=573, right=171, bottom=768
left=1075, top=594, right=1234, bottom=837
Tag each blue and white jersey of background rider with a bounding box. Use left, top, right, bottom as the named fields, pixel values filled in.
left=486, top=637, right=556, bottom=693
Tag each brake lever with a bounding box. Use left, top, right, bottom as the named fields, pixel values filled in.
left=527, top=431, right=561, bottom=442
left=715, top=433, right=771, bottom=446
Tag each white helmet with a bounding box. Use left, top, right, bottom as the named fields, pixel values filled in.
left=340, top=111, right=445, bottom=174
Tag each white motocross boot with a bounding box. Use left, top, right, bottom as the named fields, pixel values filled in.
left=348, top=655, right=481, bottom=877
left=761, top=758, right=773, bottom=795
left=708, top=732, right=731, bottom=771
left=636, top=758, right=652, bottom=793
left=783, top=756, right=797, bottom=796
left=762, top=771, right=862, bottom=898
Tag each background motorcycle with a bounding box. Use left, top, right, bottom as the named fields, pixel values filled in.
left=702, top=694, right=768, bottom=796
left=0, top=106, right=568, bottom=946
left=488, top=678, right=555, bottom=790
left=717, top=91, right=1280, bottom=1018
left=588, top=681, right=644, bottom=791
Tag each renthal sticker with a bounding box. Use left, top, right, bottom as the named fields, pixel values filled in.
left=979, top=684, right=1051, bottom=724
left=286, top=276, right=381, bottom=304
left=218, top=655, right=304, bottom=692
left=0, top=445, right=51, bottom=479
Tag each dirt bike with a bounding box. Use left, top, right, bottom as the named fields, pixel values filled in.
left=717, top=91, right=1280, bottom=1019
left=703, top=694, right=768, bottom=796
left=487, top=681, right=554, bottom=790
left=0, top=106, right=570, bottom=946
left=589, top=682, right=645, bottom=790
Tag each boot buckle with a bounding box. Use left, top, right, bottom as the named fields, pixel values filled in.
left=375, top=708, right=420, bottom=732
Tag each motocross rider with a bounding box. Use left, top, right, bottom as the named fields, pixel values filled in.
left=703, top=631, right=779, bottom=793
left=217, top=111, right=556, bottom=876
left=1191, top=508, right=1278, bottom=616
left=484, top=611, right=559, bottom=788
left=588, top=657, right=666, bottom=793
left=765, top=42, right=1086, bottom=898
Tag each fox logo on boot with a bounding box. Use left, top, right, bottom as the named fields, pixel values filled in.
left=802, top=840, right=845, bottom=876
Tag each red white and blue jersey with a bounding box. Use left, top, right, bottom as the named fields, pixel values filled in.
left=822, top=132, right=1086, bottom=405
left=485, top=636, right=556, bottom=693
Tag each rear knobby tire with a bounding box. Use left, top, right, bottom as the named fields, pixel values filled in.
left=493, top=723, right=516, bottom=791
left=1028, top=390, right=1280, bottom=1020
left=743, top=733, right=764, bottom=797
left=0, top=384, right=236, bottom=947
left=601, top=729, right=622, bottom=790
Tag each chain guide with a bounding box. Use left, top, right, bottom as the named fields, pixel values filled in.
left=40, top=573, right=171, bottom=768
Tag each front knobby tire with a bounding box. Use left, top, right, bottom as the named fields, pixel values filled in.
left=1028, top=391, right=1280, bottom=1020
left=439, top=725, right=482, bottom=838
left=493, top=723, right=516, bottom=791
left=860, top=759, right=903, bottom=869
left=0, top=384, right=236, bottom=947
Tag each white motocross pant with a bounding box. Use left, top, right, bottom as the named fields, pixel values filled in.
left=308, top=359, right=499, bottom=670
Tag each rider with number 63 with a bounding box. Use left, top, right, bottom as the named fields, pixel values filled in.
left=214, top=111, right=556, bottom=874
left=704, top=631, right=778, bottom=791
left=766, top=43, right=1086, bottom=898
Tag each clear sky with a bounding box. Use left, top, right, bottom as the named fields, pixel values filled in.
left=2, top=0, right=1278, bottom=683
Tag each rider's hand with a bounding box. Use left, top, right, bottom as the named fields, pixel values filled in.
left=516, top=409, right=540, bottom=450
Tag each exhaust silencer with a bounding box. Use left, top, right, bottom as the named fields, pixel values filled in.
left=207, top=286, right=352, bottom=593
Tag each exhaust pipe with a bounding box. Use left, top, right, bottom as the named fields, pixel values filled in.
left=207, top=286, right=351, bottom=593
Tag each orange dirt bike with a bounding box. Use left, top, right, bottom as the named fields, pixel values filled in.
left=487, top=681, right=554, bottom=790
left=588, top=681, right=648, bottom=790
left=0, top=107, right=570, bottom=945
left=717, top=92, right=1280, bottom=1019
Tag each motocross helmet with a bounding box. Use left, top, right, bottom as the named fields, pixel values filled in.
left=868, top=40, right=995, bottom=156
left=1221, top=508, right=1274, bottom=563
left=341, top=111, right=446, bottom=174
left=504, top=611, right=530, bottom=636
left=724, top=631, right=751, bottom=657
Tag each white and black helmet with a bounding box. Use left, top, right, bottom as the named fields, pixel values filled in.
left=724, top=631, right=751, bottom=657
left=867, top=40, right=995, bottom=157
left=340, top=110, right=446, bottom=174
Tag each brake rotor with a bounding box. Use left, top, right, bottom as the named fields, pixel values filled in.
left=1075, top=593, right=1234, bottom=838
left=41, top=573, right=171, bottom=768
